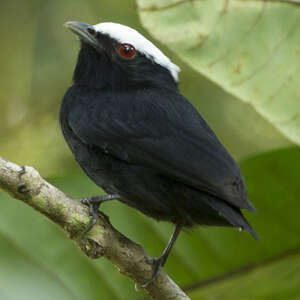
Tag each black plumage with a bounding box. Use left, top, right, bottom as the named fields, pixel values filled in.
left=61, top=21, right=257, bottom=285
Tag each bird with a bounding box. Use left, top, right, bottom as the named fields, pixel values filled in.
left=61, top=21, right=257, bottom=286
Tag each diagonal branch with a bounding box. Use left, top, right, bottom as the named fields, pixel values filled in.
left=0, top=157, right=190, bottom=300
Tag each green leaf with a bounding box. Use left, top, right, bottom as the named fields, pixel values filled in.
left=137, top=0, right=300, bottom=145
left=0, top=232, right=78, bottom=300
left=188, top=249, right=300, bottom=299
left=1, top=147, right=300, bottom=299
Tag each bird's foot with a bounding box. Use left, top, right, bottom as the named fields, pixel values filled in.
left=80, top=194, right=120, bottom=233
left=142, top=255, right=167, bottom=288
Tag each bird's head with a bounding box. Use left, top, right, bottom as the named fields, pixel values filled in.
left=64, top=21, right=180, bottom=90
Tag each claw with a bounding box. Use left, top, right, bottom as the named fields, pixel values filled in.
left=80, top=198, right=91, bottom=205
left=83, top=203, right=99, bottom=233
left=80, top=194, right=120, bottom=233
left=142, top=257, right=164, bottom=288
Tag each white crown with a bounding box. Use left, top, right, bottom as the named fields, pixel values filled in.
left=93, top=22, right=180, bottom=82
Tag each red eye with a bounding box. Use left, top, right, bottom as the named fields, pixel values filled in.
left=118, top=44, right=136, bottom=59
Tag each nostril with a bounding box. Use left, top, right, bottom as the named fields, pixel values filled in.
left=87, top=27, right=96, bottom=35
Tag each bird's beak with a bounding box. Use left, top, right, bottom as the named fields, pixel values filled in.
left=64, top=21, right=100, bottom=48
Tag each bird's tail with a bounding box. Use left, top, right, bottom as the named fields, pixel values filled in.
left=207, top=197, right=258, bottom=240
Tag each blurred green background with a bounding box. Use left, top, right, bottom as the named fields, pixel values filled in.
left=1, top=0, right=299, bottom=299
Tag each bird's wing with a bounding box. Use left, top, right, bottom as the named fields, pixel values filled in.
left=67, top=87, right=255, bottom=211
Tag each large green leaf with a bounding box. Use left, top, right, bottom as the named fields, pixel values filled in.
left=188, top=250, right=300, bottom=299
left=1, top=147, right=300, bottom=299
left=137, top=0, right=300, bottom=145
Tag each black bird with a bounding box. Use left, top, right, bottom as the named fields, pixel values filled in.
left=61, top=21, right=257, bottom=286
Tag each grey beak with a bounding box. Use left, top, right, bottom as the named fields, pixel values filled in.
left=64, top=21, right=99, bottom=47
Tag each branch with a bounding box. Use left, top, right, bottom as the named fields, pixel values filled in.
left=0, top=157, right=190, bottom=300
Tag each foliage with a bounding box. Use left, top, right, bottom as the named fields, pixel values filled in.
left=137, top=0, right=300, bottom=145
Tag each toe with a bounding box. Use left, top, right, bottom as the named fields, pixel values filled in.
left=83, top=215, right=98, bottom=233
left=142, top=257, right=163, bottom=287
left=80, top=198, right=89, bottom=205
